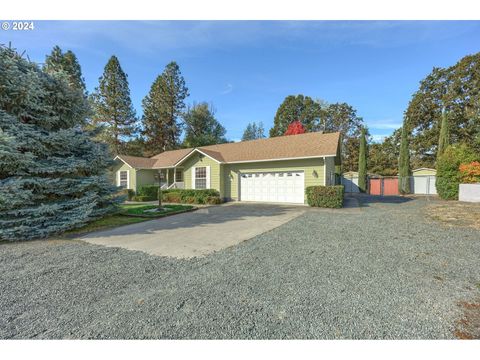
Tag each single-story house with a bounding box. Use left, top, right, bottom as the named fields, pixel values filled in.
left=113, top=131, right=341, bottom=204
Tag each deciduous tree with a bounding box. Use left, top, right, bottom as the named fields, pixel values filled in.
left=270, top=95, right=321, bottom=136
left=285, top=120, right=306, bottom=135
left=405, top=52, right=480, bottom=167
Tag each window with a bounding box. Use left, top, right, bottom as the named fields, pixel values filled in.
left=175, top=169, right=183, bottom=182
left=195, top=167, right=207, bottom=189
left=119, top=171, right=128, bottom=188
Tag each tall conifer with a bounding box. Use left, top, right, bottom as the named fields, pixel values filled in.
left=0, top=47, right=119, bottom=241
left=91, top=56, right=137, bottom=154
left=358, top=127, right=368, bottom=192
left=142, top=62, right=189, bottom=154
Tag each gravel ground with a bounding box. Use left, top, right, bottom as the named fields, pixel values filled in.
left=1, top=195, right=479, bottom=339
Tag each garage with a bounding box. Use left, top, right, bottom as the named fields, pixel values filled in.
left=240, top=171, right=305, bottom=204
left=410, top=168, right=437, bottom=195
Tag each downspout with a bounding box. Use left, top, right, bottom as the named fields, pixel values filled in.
left=323, top=156, right=327, bottom=186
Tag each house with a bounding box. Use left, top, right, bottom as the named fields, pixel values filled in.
left=113, top=131, right=341, bottom=204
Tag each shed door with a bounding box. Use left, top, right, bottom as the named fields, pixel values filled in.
left=240, top=171, right=304, bottom=204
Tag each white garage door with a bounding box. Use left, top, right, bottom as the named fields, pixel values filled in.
left=240, top=171, right=305, bottom=204
left=410, top=176, right=437, bottom=195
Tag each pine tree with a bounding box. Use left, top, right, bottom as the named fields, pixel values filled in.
left=91, top=56, right=137, bottom=154
left=43, top=45, right=87, bottom=94
left=142, top=62, right=189, bottom=154
left=437, top=109, right=449, bottom=159
left=0, top=47, right=120, bottom=241
left=182, top=102, right=227, bottom=147
left=242, top=121, right=265, bottom=141
left=358, top=127, right=368, bottom=192
left=398, top=121, right=411, bottom=194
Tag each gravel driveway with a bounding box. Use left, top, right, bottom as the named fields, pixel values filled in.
left=1, top=196, right=479, bottom=339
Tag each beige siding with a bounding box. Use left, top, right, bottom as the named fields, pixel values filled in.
left=223, top=158, right=326, bottom=202
left=325, top=156, right=336, bottom=185
left=112, top=162, right=136, bottom=190
left=412, top=168, right=437, bottom=176
left=182, top=152, right=222, bottom=193
left=136, top=169, right=158, bottom=191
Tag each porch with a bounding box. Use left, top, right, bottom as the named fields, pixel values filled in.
left=159, top=167, right=185, bottom=189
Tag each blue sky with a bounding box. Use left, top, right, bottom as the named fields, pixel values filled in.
left=3, top=20, right=480, bottom=141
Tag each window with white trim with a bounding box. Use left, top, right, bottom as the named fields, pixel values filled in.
left=119, top=171, right=128, bottom=188
left=175, top=169, right=183, bottom=182
left=195, top=167, right=207, bottom=189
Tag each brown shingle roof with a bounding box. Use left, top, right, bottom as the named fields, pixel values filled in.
left=117, top=132, right=340, bottom=168
left=115, top=155, right=157, bottom=169
left=196, top=131, right=340, bottom=163
left=150, top=148, right=193, bottom=168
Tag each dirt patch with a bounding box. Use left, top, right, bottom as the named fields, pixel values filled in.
left=426, top=202, right=480, bottom=230
left=455, top=299, right=480, bottom=339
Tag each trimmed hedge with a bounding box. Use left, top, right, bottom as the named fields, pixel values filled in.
left=131, top=195, right=153, bottom=202
left=119, top=188, right=135, bottom=201
left=306, top=185, right=344, bottom=208
left=162, top=189, right=222, bottom=205
left=137, top=185, right=159, bottom=201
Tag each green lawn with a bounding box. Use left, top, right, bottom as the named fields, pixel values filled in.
left=65, top=204, right=195, bottom=237
left=120, top=204, right=194, bottom=216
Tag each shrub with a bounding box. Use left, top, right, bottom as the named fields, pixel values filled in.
left=436, top=144, right=478, bottom=200
left=459, top=161, right=480, bottom=184
left=131, top=195, right=152, bottom=202
left=161, top=189, right=222, bottom=205
left=306, top=185, right=344, bottom=208
left=120, top=188, right=135, bottom=201
left=137, top=185, right=159, bottom=201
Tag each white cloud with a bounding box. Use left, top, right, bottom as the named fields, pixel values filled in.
left=367, top=118, right=402, bottom=130
left=370, top=134, right=390, bottom=143
left=221, top=83, right=233, bottom=95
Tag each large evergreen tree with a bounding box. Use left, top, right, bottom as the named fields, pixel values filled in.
left=142, top=61, right=189, bottom=154
left=269, top=95, right=321, bottom=137
left=357, top=127, right=368, bottom=192
left=437, top=109, right=450, bottom=159
left=398, top=121, right=411, bottom=194
left=182, top=102, right=227, bottom=147
left=0, top=47, right=119, bottom=241
left=43, top=45, right=87, bottom=95
left=91, top=55, right=137, bottom=154
left=242, top=121, right=265, bottom=141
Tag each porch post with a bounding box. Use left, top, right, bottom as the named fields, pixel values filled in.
left=173, top=167, right=176, bottom=185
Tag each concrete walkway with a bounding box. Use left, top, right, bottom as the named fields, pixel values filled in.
left=81, top=203, right=306, bottom=258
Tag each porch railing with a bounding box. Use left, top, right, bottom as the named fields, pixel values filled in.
left=167, top=181, right=184, bottom=189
